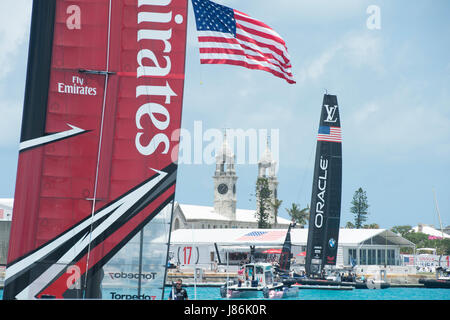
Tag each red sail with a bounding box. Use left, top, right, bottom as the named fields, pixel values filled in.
left=4, top=0, right=187, bottom=299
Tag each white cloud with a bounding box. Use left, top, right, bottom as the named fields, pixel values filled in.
left=345, top=92, right=450, bottom=161
left=344, top=32, right=384, bottom=73
left=0, top=1, right=32, bottom=79
left=0, top=1, right=31, bottom=147
left=222, top=0, right=366, bottom=22
left=0, top=100, right=22, bottom=147
left=296, top=45, right=342, bottom=84
left=352, top=102, right=379, bottom=123
left=295, top=31, right=383, bottom=85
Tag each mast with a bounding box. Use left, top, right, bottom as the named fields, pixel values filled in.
left=433, top=188, right=444, bottom=266
left=305, top=94, right=343, bottom=277
left=432, top=188, right=444, bottom=239
left=278, top=222, right=295, bottom=273
left=4, top=0, right=188, bottom=300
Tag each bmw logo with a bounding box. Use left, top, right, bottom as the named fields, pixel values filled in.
left=328, top=238, right=336, bottom=248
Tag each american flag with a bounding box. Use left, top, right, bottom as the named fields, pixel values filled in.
left=317, top=126, right=342, bottom=143
left=403, top=255, right=415, bottom=265
left=236, top=230, right=286, bottom=241
left=191, top=0, right=295, bottom=84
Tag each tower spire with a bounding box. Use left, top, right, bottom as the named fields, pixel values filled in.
left=257, top=136, right=279, bottom=225
left=213, top=129, right=237, bottom=221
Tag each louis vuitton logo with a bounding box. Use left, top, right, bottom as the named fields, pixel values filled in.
left=324, top=105, right=338, bottom=123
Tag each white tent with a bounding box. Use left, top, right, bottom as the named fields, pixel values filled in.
left=0, top=198, right=13, bottom=221
left=411, top=224, right=450, bottom=239
left=168, top=228, right=415, bottom=269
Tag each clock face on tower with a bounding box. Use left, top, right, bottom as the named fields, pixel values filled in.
left=218, top=183, right=228, bottom=195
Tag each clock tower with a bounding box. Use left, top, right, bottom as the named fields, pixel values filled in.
left=213, top=133, right=237, bottom=220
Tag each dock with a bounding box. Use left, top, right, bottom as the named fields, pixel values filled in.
left=166, top=270, right=237, bottom=285
left=0, top=273, right=433, bottom=291
left=390, top=283, right=425, bottom=288
left=293, top=284, right=354, bottom=290
left=165, top=270, right=434, bottom=288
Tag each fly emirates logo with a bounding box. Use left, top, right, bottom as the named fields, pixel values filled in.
left=135, top=0, right=184, bottom=156
left=58, top=75, right=97, bottom=96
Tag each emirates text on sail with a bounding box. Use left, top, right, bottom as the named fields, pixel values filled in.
left=135, top=0, right=183, bottom=156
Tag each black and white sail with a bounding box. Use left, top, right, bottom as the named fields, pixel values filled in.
left=305, top=94, right=343, bottom=277
left=278, top=223, right=295, bottom=273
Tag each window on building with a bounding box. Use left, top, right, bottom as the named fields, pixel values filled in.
left=387, top=249, right=395, bottom=265
left=359, top=249, right=367, bottom=265
left=368, top=249, right=376, bottom=265
left=348, top=249, right=357, bottom=265
left=377, top=249, right=385, bottom=265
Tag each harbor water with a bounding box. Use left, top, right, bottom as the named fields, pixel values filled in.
left=1, top=287, right=450, bottom=300
left=175, top=286, right=450, bottom=300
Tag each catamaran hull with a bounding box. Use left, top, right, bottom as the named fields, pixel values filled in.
left=283, top=278, right=390, bottom=289
left=419, top=279, right=450, bottom=288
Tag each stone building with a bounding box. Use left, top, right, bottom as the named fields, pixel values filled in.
left=171, top=136, right=290, bottom=231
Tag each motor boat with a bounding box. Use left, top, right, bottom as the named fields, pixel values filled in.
left=419, top=267, right=450, bottom=288
left=220, top=262, right=284, bottom=299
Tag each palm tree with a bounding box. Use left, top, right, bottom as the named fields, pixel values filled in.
left=286, top=203, right=309, bottom=227
left=363, top=223, right=380, bottom=229
left=270, top=199, right=283, bottom=225
left=345, top=221, right=355, bottom=229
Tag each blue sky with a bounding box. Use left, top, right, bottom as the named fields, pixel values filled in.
left=0, top=0, right=449, bottom=229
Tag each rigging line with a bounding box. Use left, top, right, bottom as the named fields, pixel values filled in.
left=432, top=188, right=444, bottom=238
left=192, top=224, right=197, bottom=300
left=83, top=0, right=112, bottom=298
left=162, top=200, right=176, bottom=299
left=137, top=228, right=144, bottom=296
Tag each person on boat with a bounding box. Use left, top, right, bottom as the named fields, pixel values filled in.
left=169, top=279, right=188, bottom=300
left=245, top=266, right=255, bottom=281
